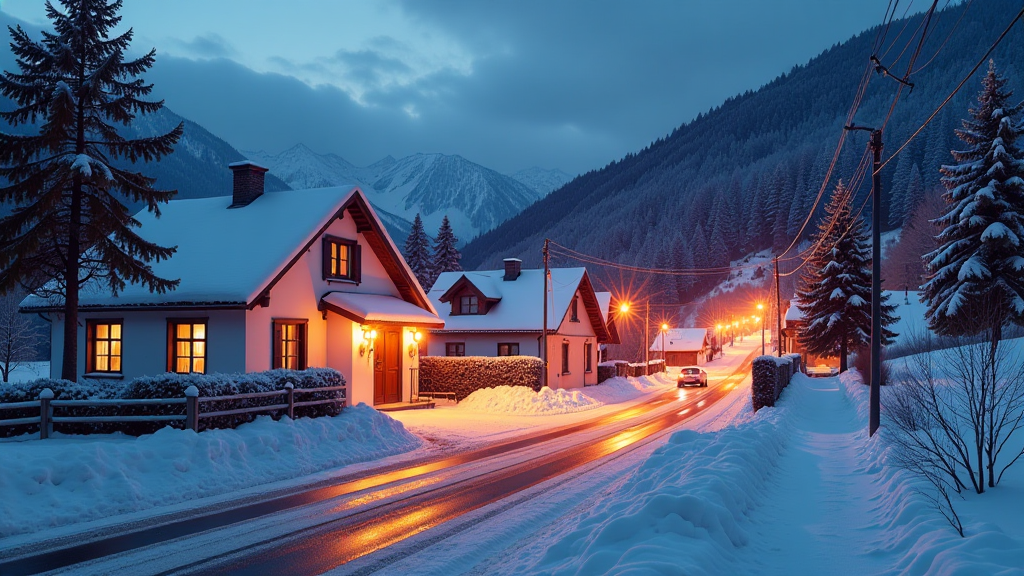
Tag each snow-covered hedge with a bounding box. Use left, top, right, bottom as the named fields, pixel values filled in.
left=597, top=361, right=627, bottom=383
left=752, top=354, right=798, bottom=412
left=0, top=368, right=345, bottom=437
left=419, top=356, right=543, bottom=401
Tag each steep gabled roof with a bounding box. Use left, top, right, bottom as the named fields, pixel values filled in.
left=428, top=267, right=610, bottom=342
left=20, top=187, right=436, bottom=315
left=650, top=328, right=710, bottom=352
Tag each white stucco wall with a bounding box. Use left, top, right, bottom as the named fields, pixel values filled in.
left=48, top=309, right=246, bottom=384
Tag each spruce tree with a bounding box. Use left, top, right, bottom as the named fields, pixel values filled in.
left=431, top=215, right=462, bottom=285
left=923, top=61, right=1024, bottom=346
left=796, top=181, right=897, bottom=372
left=403, top=213, right=433, bottom=290
left=0, top=0, right=182, bottom=381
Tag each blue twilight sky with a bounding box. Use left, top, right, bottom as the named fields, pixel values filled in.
left=0, top=1, right=913, bottom=174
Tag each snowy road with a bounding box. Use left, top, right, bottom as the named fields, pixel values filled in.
left=0, top=351, right=755, bottom=575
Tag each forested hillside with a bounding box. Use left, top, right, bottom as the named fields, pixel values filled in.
left=462, top=0, right=1024, bottom=304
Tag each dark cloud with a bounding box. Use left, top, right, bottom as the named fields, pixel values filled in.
left=170, top=33, right=237, bottom=60
left=146, top=1, right=898, bottom=174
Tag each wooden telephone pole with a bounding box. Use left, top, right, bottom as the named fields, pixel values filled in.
left=774, top=256, right=782, bottom=357
left=542, top=239, right=549, bottom=389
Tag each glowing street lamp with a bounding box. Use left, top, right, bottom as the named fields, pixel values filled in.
left=716, top=323, right=724, bottom=358
left=756, top=303, right=766, bottom=355
left=660, top=323, right=669, bottom=364
left=617, top=300, right=651, bottom=364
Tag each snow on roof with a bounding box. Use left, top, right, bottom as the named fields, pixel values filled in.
left=785, top=300, right=805, bottom=323
left=22, top=186, right=358, bottom=308
left=429, top=268, right=586, bottom=332
left=649, top=328, right=709, bottom=352
left=595, top=292, right=612, bottom=323
left=320, top=292, right=444, bottom=327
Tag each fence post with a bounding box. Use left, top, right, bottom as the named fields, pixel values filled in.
left=185, top=385, right=199, bottom=432
left=285, top=383, right=294, bottom=420
left=39, top=388, right=53, bottom=440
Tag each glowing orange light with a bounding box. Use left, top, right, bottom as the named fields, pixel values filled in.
left=757, top=303, right=764, bottom=311
left=660, top=323, right=669, bottom=331
left=619, top=302, right=631, bottom=314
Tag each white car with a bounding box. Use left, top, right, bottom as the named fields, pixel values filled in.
left=677, top=366, right=708, bottom=387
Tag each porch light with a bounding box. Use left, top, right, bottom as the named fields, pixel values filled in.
left=359, top=327, right=377, bottom=357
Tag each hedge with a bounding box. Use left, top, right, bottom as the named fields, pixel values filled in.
left=751, top=353, right=801, bottom=412
left=419, top=356, right=543, bottom=401
left=0, top=368, right=345, bottom=437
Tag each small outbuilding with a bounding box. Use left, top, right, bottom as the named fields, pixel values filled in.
left=649, top=328, right=712, bottom=366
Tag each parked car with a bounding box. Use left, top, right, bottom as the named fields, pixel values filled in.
left=677, top=366, right=708, bottom=387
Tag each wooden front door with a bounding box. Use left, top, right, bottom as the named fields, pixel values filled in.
left=373, top=328, right=402, bottom=404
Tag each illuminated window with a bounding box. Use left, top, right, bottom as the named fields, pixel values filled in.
left=169, top=320, right=207, bottom=374
left=446, top=342, right=465, bottom=357
left=274, top=320, right=307, bottom=370
left=323, top=235, right=360, bottom=281
left=459, top=295, right=479, bottom=314
left=87, top=320, right=122, bottom=373
left=497, top=343, right=519, bottom=356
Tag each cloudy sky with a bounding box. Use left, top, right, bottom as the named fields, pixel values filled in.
left=1, top=1, right=904, bottom=175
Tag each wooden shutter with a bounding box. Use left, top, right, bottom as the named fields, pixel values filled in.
left=352, top=244, right=362, bottom=284
left=321, top=238, right=331, bottom=280
left=272, top=321, right=283, bottom=369
left=298, top=323, right=307, bottom=369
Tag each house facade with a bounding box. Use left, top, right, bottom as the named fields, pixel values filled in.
left=21, top=162, right=443, bottom=407
left=426, top=259, right=612, bottom=388
left=649, top=328, right=712, bottom=366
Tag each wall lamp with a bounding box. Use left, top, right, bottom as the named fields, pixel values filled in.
left=408, top=330, right=422, bottom=357
left=359, top=326, right=377, bottom=357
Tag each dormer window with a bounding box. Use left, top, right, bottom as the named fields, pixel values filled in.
left=570, top=296, right=579, bottom=322
left=460, top=294, right=479, bottom=314
left=323, top=235, right=360, bottom=282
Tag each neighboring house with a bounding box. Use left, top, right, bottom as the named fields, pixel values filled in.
left=781, top=300, right=839, bottom=371
left=649, top=328, right=712, bottom=366
left=595, top=291, right=621, bottom=362
left=426, top=259, right=611, bottom=388
left=20, top=162, right=443, bottom=407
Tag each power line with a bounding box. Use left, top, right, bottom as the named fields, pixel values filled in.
left=912, top=0, right=973, bottom=74
left=875, top=3, right=1024, bottom=175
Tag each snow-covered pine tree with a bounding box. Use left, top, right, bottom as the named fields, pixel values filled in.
left=0, top=0, right=182, bottom=381
left=796, top=181, right=897, bottom=372
left=900, top=164, right=925, bottom=228
left=431, top=215, right=462, bottom=285
left=403, top=213, right=433, bottom=290
left=923, top=61, right=1024, bottom=346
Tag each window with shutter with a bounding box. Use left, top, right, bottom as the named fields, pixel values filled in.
left=322, top=235, right=360, bottom=282
left=273, top=320, right=308, bottom=370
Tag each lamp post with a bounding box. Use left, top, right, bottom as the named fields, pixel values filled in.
left=732, top=321, right=738, bottom=346
left=660, top=323, right=669, bottom=365
left=409, top=330, right=422, bottom=402
left=756, top=303, right=765, bottom=356
left=618, top=300, right=652, bottom=366
left=715, top=324, right=723, bottom=358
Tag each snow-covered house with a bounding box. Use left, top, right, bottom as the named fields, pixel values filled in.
left=426, top=259, right=612, bottom=388
left=649, top=328, right=712, bottom=366
left=781, top=300, right=838, bottom=371
left=20, top=162, right=443, bottom=407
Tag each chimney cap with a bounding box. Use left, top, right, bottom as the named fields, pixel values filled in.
left=228, top=160, right=269, bottom=172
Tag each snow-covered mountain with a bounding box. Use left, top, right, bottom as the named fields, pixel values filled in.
left=245, top=145, right=543, bottom=241
left=508, top=167, right=573, bottom=197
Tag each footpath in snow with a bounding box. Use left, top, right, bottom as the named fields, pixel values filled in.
left=492, top=371, right=1024, bottom=576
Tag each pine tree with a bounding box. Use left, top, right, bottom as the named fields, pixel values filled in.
left=900, top=164, right=925, bottom=228
left=0, top=0, right=182, bottom=381
left=796, top=181, right=897, bottom=372
left=923, top=61, right=1024, bottom=345
left=403, top=213, right=433, bottom=290
left=431, top=215, right=462, bottom=285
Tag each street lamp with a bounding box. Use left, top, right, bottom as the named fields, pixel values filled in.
left=715, top=324, right=723, bottom=358
left=618, top=300, right=651, bottom=365
left=732, top=321, right=739, bottom=346
left=756, top=303, right=765, bottom=356
left=660, top=323, right=669, bottom=364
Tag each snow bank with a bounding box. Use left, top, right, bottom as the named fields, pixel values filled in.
left=0, top=405, right=421, bottom=537
left=528, top=404, right=788, bottom=574
left=459, top=376, right=668, bottom=416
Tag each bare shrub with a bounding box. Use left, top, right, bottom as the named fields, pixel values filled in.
left=0, top=292, right=40, bottom=383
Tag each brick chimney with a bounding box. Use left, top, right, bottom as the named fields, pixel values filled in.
left=228, top=161, right=269, bottom=208
left=503, top=258, right=522, bottom=281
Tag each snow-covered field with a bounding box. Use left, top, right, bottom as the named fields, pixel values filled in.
left=0, top=405, right=420, bottom=538
left=483, top=370, right=1024, bottom=575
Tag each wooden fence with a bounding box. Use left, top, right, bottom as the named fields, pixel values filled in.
left=0, top=383, right=347, bottom=440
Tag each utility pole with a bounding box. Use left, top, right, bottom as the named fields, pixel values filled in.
left=542, top=239, right=549, bottom=389
left=868, top=129, right=883, bottom=437
left=774, top=256, right=782, bottom=357
left=644, top=302, right=650, bottom=366
left=844, top=124, right=883, bottom=437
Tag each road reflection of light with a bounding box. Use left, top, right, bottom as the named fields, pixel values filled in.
left=697, top=400, right=705, bottom=407
left=676, top=390, right=688, bottom=401
left=332, top=476, right=444, bottom=513
left=678, top=408, right=690, bottom=416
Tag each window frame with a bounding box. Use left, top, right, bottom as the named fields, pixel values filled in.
left=445, top=342, right=466, bottom=357
left=459, top=294, right=480, bottom=315
left=497, top=342, right=520, bottom=356
left=86, top=319, right=123, bottom=374
left=561, top=341, right=570, bottom=375
left=167, top=319, right=209, bottom=374
left=570, top=296, right=580, bottom=322
left=273, top=319, right=308, bottom=370
left=585, top=342, right=593, bottom=373
left=322, top=234, right=361, bottom=283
